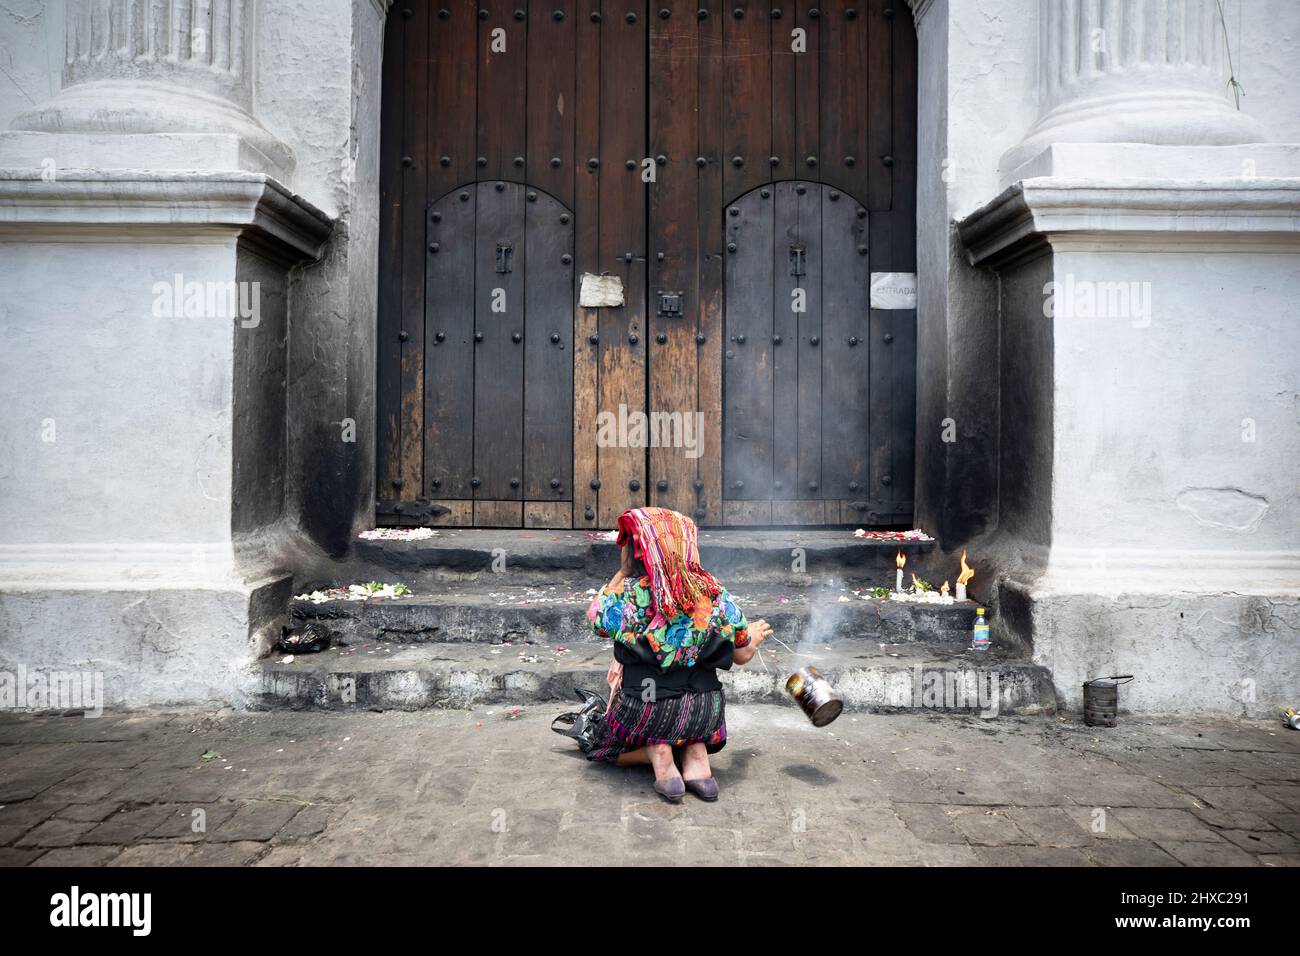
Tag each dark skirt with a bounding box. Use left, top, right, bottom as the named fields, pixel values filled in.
left=586, top=689, right=727, bottom=764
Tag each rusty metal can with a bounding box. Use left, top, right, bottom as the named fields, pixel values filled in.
left=1083, top=675, right=1133, bottom=728
left=784, top=665, right=844, bottom=727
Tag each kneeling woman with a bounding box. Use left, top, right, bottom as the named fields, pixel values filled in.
left=585, top=507, right=771, bottom=802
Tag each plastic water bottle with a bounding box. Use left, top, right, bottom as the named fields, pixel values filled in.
left=971, top=607, right=990, bottom=652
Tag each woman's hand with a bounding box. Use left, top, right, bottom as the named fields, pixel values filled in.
left=618, top=542, right=637, bottom=579
left=601, top=543, right=637, bottom=594
left=733, top=619, right=772, bottom=666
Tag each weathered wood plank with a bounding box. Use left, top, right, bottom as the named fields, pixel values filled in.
left=771, top=181, right=800, bottom=500
left=794, top=0, right=820, bottom=180
left=722, top=0, right=771, bottom=204
left=376, top=500, right=474, bottom=527
left=886, top=7, right=919, bottom=527
left=866, top=3, right=916, bottom=276
left=820, top=189, right=870, bottom=500
left=867, top=306, right=896, bottom=519
left=571, top=6, right=601, bottom=527
left=524, top=500, right=573, bottom=528
left=398, top=2, right=429, bottom=501
left=771, top=2, right=797, bottom=180
left=423, top=187, right=476, bottom=498
left=723, top=500, right=772, bottom=525
left=524, top=190, right=575, bottom=500
left=865, top=306, right=913, bottom=525
left=377, top=9, right=405, bottom=501
left=596, top=0, right=648, bottom=526
left=696, top=0, right=725, bottom=526
left=474, top=500, right=525, bottom=527
left=649, top=0, right=701, bottom=519
left=473, top=181, right=525, bottom=501
left=527, top=0, right=576, bottom=208
left=723, top=185, right=774, bottom=500
left=477, top=0, right=527, bottom=183
left=893, top=4, right=918, bottom=272
left=771, top=499, right=826, bottom=525
left=865, top=0, right=893, bottom=210
left=795, top=179, right=824, bottom=499
left=819, top=0, right=872, bottom=207
left=428, top=1, right=477, bottom=199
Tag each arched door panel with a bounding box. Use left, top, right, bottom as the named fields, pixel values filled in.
left=723, top=181, right=913, bottom=524
left=423, top=182, right=574, bottom=522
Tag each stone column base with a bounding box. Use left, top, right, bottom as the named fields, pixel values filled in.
left=0, top=160, right=330, bottom=711
left=998, top=575, right=1300, bottom=718
left=958, top=142, right=1300, bottom=717
left=0, top=575, right=292, bottom=709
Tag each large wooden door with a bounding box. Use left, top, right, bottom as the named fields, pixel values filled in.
left=377, top=0, right=916, bottom=528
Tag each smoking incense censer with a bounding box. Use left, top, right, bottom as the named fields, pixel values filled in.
left=784, top=665, right=844, bottom=727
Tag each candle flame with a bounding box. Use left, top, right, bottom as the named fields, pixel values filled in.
left=941, top=580, right=950, bottom=594
left=911, top=572, right=923, bottom=590
left=895, top=550, right=906, bottom=569
left=957, top=549, right=975, bottom=586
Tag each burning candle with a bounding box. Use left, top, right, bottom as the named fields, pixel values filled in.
left=956, top=549, right=974, bottom=602
left=895, top=550, right=906, bottom=592
left=940, top=580, right=950, bottom=599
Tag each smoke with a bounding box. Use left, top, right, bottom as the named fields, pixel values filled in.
left=796, top=593, right=850, bottom=656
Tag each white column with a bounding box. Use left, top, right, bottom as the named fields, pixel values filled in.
left=12, top=0, right=291, bottom=175
left=1003, top=0, right=1263, bottom=175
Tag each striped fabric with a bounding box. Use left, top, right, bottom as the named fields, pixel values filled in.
left=615, top=507, right=721, bottom=622
left=586, top=689, right=727, bottom=764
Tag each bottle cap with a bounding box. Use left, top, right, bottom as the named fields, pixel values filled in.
left=976, top=607, right=985, bottom=614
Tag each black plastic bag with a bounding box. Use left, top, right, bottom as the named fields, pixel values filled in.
left=276, top=621, right=335, bottom=655
left=551, top=688, right=608, bottom=754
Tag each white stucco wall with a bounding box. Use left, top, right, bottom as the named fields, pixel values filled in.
left=1233, top=0, right=1300, bottom=143
left=256, top=0, right=357, bottom=218
left=0, top=0, right=62, bottom=130
left=1050, top=247, right=1300, bottom=557
left=943, top=0, right=1039, bottom=217
left=0, top=237, right=236, bottom=549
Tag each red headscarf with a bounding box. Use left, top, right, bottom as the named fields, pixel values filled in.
left=615, top=507, right=722, bottom=620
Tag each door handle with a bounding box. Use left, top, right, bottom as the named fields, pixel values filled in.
left=789, top=243, right=806, bottom=277
left=495, top=241, right=513, bottom=274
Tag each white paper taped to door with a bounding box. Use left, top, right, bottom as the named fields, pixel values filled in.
left=579, top=273, right=624, bottom=308
left=869, top=272, right=917, bottom=310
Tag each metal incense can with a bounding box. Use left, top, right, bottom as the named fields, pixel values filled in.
left=784, top=665, right=844, bottom=727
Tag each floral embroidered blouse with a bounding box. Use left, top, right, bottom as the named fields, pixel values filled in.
left=587, top=575, right=750, bottom=673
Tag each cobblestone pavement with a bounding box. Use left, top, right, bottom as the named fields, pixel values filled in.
left=1, top=705, right=1297, bottom=866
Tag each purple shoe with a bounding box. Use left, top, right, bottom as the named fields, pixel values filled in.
left=684, top=777, right=719, bottom=801
left=653, top=776, right=685, bottom=803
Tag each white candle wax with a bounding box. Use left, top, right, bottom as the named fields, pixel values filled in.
left=956, top=583, right=967, bottom=602
left=896, top=569, right=903, bottom=592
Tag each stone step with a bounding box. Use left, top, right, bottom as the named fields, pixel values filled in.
left=345, top=528, right=944, bottom=588
left=253, top=639, right=1055, bottom=716
left=290, top=582, right=981, bottom=647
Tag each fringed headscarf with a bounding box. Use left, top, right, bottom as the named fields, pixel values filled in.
left=616, top=507, right=722, bottom=621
